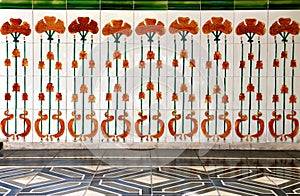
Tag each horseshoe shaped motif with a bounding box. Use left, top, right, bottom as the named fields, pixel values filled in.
left=168, top=110, right=182, bottom=140
left=250, top=112, right=264, bottom=141
left=184, top=111, right=199, bottom=140
left=83, top=111, right=99, bottom=141
left=234, top=112, right=248, bottom=141
left=67, top=110, right=82, bottom=140
left=101, top=112, right=116, bottom=140
left=116, top=112, right=131, bottom=141
left=201, top=111, right=214, bottom=139
left=1, top=110, right=15, bottom=140
left=50, top=111, right=65, bottom=141
left=284, top=110, right=299, bottom=141
left=150, top=112, right=164, bottom=141
left=218, top=111, right=232, bottom=140
left=34, top=110, right=49, bottom=140
left=135, top=112, right=148, bottom=141
left=268, top=110, right=283, bottom=140
left=16, top=110, right=31, bottom=140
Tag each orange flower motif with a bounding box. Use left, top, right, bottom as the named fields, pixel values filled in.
left=89, top=60, right=95, bottom=68
left=180, top=49, right=188, bottom=58
left=139, top=92, right=145, bottom=99
left=22, top=58, right=28, bottom=67
left=46, top=83, right=54, bottom=92
left=80, top=84, right=88, bottom=93
left=222, top=61, right=229, bottom=69
left=240, top=60, right=246, bottom=68
left=256, top=60, right=263, bottom=69
left=56, top=93, right=62, bottom=101
left=12, top=49, right=20, bottom=57
left=79, top=50, right=87, bottom=59
left=280, top=85, right=289, bottom=94
left=113, top=50, right=121, bottom=59
left=202, top=17, right=232, bottom=34
left=147, top=51, right=155, bottom=60
left=105, top=60, right=112, bottom=68
left=22, top=93, right=28, bottom=101
left=122, top=93, right=129, bottom=102
left=123, top=59, right=129, bottom=68
left=146, top=82, right=154, bottom=91
left=35, top=16, right=65, bottom=34
left=1, top=18, right=31, bottom=36
left=5, top=59, right=11, bottom=66
left=214, top=51, right=222, bottom=60
left=272, top=95, right=279, bottom=102
left=139, top=60, right=146, bottom=68
left=156, top=60, right=162, bottom=68
left=68, top=17, right=99, bottom=34
left=71, top=94, right=78, bottom=102
left=290, top=94, right=297, bottom=103
left=281, top=51, right=288, bottom=59
left=106, top=93, right=112, bottom=101
left=180, top=83, right=188, bottom=92
left=156, top=92, right=162, bottom=100
left=235, top=18, right=266, bottom=36
left=5, top=93, right=11, bottom=101
left=169, top=17, right=199, bottom=35
left=12, top=83, right=20, bottom=92
left=38, top=93, right=45, bottom=101
left=72, top=60, right=78, bottom=68
left=206, top=61, right=212, bottom=69
left=273, top=59, right=279, bottom=67
left=222, top=95, right=229, bottom=103
left=135, top=18, right=165, bottom=36
left=205, top=94, right=211, bottom=103
left=38, top=61, right=45, bottom=69
left=239, top=93, right=245, bottom=101
left=256, top=93, right=263, bottom=101
left=190, top=59, right=196, bottom=68
left=269, top=18, right=299, bottom=36
left=88, top=95, right=96, bottom=103
left=291, top=59, right=297, bottom=68
left=47, top=51, right=54, bottom=60
left=189, top=94, right=195, bottom=102
left=114, top=83, right=122, bottom=92
left=102, top=20, right=132, bottom=37
left=55, top=61, right=62, bottom=70
left=172, top=93, right=179, bottom=101
left=213, top=85, right=221, bottom=94
left=172, top=59, right=178, bottom=67
left=246, top=83, right=255, bottom=92
left=248, top=53, right=254, bottom=61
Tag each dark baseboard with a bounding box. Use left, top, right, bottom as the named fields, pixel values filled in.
left=0, top=142, right=3, bottom=150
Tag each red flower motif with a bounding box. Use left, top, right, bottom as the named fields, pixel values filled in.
left=256, top=93, right=263, bottom=101
left=169, top=17, right=199, bottom=35
left=22, top=93, right=28, bottom=101
left=190, top=59, right=196, bottom=68
left=56, top=93, right=62, bottom=101
left=102, top=20, right=132, bottom=37
left=281, top=85, right=289, bottom=94
left=156, top=92, right=162, bottom=100
left=35, top=16, right=65, bottom=34
left=269, top=18, right=299, bottom=36
left=114, top=83, right=122, bottom=92
left=88, top=95, right=96, bottom=103
left=47, top=51, right=54, bottom=60
left=147, top=51, right=155, bottom=60
left=205, top=94, right=211, bottom=103
left=246, top=83, right=255, bottom=92
left=72, top=94, right=78, bottom=102
left=139, top=92, right=145, bottom=99
left=5, top=93, right=11, bottom=101
left=72, top=60, right=78, bottom=68
left=80, top=84, right=88, bottom=93
left=236, top=18, right=266, bottom=36
left=113, top=50, right=121, bottom=59
left=38, top=61, right=45, bottom=69
left=189, top=94, right=195, bottom=102
left=106, top=93, right=112, bottom=101
left=248, top=53, right=254, bottom=61
left=273, top=59, right=279, bottom=67
left=135, top=18, right=165, bottom=36
left=213, top=85, right=221, bottom=94
left=222, top=95, right=229, bottom=103
left=202, top=17, right=232, bottom=35
left=239, top=93, right=245, bottom=101
left=206, top=61, right=212, bottom=69
left=46, top=83, right=54, bottom=92
left=105, top=60, right=112, bottom=68
left=22, top=58, right=28, bottom=67
left=5, top=59, right=11, bottom=66
left=180, top=84, right=188, bottom=92
left=256, top=60, right=263, bottom=69
left=221, top=61, right=229, bottom=69
left=180, top=49, right=188, bottom=58
left=123, top=59, right=129, bottom=68
left=79, top=50, right=87, bottom=59
left=172, top=59, right=178, bottom=67
left=55, top=62, right=62, bottom=70
left=272, top=94, right=279, bottom=102
left=139, top=60, right=145, bottom=68
left=156, top=60, right=162, bottom=68
left=89, top=60, right=95, bottom=68
left=122, top=93, right=129, bottom=102
left=1, top=18, right=31, bottom=36
left=146, top=82, right=154, bottom=91
left=240, top=60, right=246, bottom=68
left=38, top=93, right=45, bottom=101
left=68, top=17, right=99, bottom=34
left=281, top=51, right=288, bottom=58
left=214, top=51, right=222, bottom=60
left=291, top=59, right=297, bottom=68
left=12, top=83, right=20, bottom=92
left=290, top=94, right=297, bottom=103
left=12, top=49, right=20, bottom=57
left=172, top=93, right=178, bottom=101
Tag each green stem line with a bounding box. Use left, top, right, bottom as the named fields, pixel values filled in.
left=123, top=39, right=127, bottom=142
left=23, top=38, right=27, bottom=133
left=107, top=39, right=110, bottom=136
left=257, top=38, right=261, bottom=138
left=115, top=37, right=119, bottom=136
left=140, top=37, right=143, bottom=137
left=181, top=32, right=187, bottom=135
left=215, top=32, right=221, bottom=135
left=274, top=38, right=277, bottom=136
left=248, top=34, right=254, bottom=135
left=73, top=36, right=77, bottom=136
left=291, top=37, right=295, bottom=134
left=81, top=36, right=85, bottom=135
left=90, top=37, right=94, bottom=136
left=207, top=37, right=210, bottom=136
left=14, top=40, right=18, bottom=134
left=157, top=37, right=161, bottom=142
left=40, top=37, right=43, bottom=136
left=190, top=36, right=194, bottom=139
left=48, top=34, right=52, bottom=135
left=148, top=36, right=153, bottom=136
left=6, top=38, right=9, bottom=135
left=240, top=38, right=244, bottom=135
left=223, top=37, right=227, bottom=136
left=283, top=40, right=287, bottom=134
left=173, top=37, right=177, bottom=134
left=57, top=37, right=60, bottom=135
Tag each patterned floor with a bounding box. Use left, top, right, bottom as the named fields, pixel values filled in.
left=0, top=149, right=300, bottom=195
